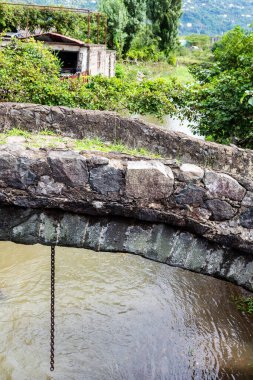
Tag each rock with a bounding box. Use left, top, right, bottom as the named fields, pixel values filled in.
left=180, top=163, right=204, bottom=181
left=89, top=163, right=124, bottom=195
left=242, top=191, right=253, bottom=207
left=204, top=171, right=246, bottom=201
left=36, top=175, right=64, bottom=196
left=0, top=151, right=21, bottom=187
left=17, top=151, right=50, bottom=187
left=48, top=150, right=88, bottom=187
left=17, top=156, right=38, bottom=186
left=176, top=184, right=206, bottom=206
left=126, top=161, right=174, bottom=200
left=240, top=208, right=253, bottom=229
left=89, top=156, right=109, bottom=167
left=205, top=199, right=236, bottom=221
left=6, top=136, right=26, bottom=145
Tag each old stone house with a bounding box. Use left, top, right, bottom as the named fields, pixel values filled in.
left=1, top=32, right=116, bottom=77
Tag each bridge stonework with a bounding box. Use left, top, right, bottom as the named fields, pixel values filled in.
left=0, top=103, right=252, bottom=291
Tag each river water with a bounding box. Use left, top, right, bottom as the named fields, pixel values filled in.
left=136, top=115, right=204, bottom=139
left=0, top=242, right=253, bottom=380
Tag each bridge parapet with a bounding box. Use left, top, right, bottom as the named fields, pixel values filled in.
left=0, top=102, right=253, bottom=183
left=0, top=145, right=252, bottom=255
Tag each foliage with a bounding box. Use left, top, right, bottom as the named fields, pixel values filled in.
left=146, top=0, right=182, bottom=53
left=181, top=27, right=253, bottom=148
left=99, top=0, right=182, bottom=56
left=0, top=39, right=182, bottom=120
left=184, top=34, right=211, bottom=50
left=2, top=0, right=182, bottom=56
left=232, top=295, right=253, bottom=315
left=8, top=0, right=253, bottom=37
left=126, top=25, right=166, bottom=62
left=122, top=0, right=146, bottom=54
left=0, top=2, right=106, bottom=44
left=99, top=0, right=128, bottom=52
left=0, top=38, right=72, bottom=105
left=72, top=75, right=180, bottom=118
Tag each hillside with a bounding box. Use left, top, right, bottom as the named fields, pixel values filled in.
left=181, top=0, right=253, bottom=35
left=5, top=0, right=253, bottom=35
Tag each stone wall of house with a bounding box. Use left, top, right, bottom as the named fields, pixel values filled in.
left=87, top=45, right=107, bottom=76
left=106, top=50, right=116, bottom=78
left=0, top=103, right=251, bottom=181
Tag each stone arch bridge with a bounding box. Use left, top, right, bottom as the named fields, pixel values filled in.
left=0, top=103, right=252, bottom=291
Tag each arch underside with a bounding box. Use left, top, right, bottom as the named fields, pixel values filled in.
left=1, top=206, right=252, bottom=292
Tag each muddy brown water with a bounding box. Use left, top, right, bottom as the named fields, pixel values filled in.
left=0, top=242, right=253, bottom=380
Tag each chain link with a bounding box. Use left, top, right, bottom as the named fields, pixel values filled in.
left=50, top=246, right=56, bottom=372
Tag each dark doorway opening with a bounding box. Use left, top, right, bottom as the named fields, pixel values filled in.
left=57, top=51, right=78, bottom=74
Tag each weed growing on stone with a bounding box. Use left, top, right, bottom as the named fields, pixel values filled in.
left=39, top=129, right=57, bottom=136
left=6, top=128, right=31, bottom=139
left=0, top=129, right=161, bottom=159
left=232, top=295, right=253, bottom=314
left=74, top=138, right=161, bottom=158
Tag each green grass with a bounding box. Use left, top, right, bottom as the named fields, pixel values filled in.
left=120, top=62, right=194, bottom=85
left=0, top=129, right=161, bottom=159
left=4, top=127, right=31, bottom=138
left=75, top=137, right=160, bottom=158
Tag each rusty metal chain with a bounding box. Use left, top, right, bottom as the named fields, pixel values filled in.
left=50, top=246, right=56, bottom=372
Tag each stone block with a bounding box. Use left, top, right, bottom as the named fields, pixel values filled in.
left=11, top=214, right=40, bottom=244
left=145, top=224, right=178, bottom=262
left=124, top=225, right=152, bottom=255
left=48, top=150, right=88, bottom=187
left=205, top=199, right=236, bottom=221
left=0, top=151, right=20, bottom=187
left=180, top=163, right=204, bottom=181
left=89, top=163, right=124, bottom=195
left=57, top=213, right=89, bottom=247
left=166, top=232, right=195, bottom=266
left=126, top=161, right=174, bottom=200
left=204, top=171, right=246, bottom=201
left=36, top=176, right=64, bottom=196
left=242, top=191, right=253, bottom=207
left=100, top=220, right=129, bottom=252
left=176, top=184, right=206, bottom=206
left=240, top=208, right=253, bottom=229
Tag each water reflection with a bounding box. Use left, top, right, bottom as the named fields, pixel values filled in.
left=0, top=242, right=252, bottom=380
left=136, top=114, right=204, bottom=139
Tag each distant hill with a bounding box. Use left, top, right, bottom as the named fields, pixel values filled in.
left=181, top=0, right=253, bottom=36
left=4, top=0, right=253, bottom=35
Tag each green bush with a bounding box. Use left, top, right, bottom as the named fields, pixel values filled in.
left=181, top=27, right=253, bottom=148
left=0, top=38, right=73, bottom=106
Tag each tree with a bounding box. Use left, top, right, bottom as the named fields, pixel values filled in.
left=98, top=0, right=128, bottom=53
left=146, top=0, right=182, bottom=53
left=182, top=27, right=253, bottom=148
left=122, top=0, right=146, bottom=54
